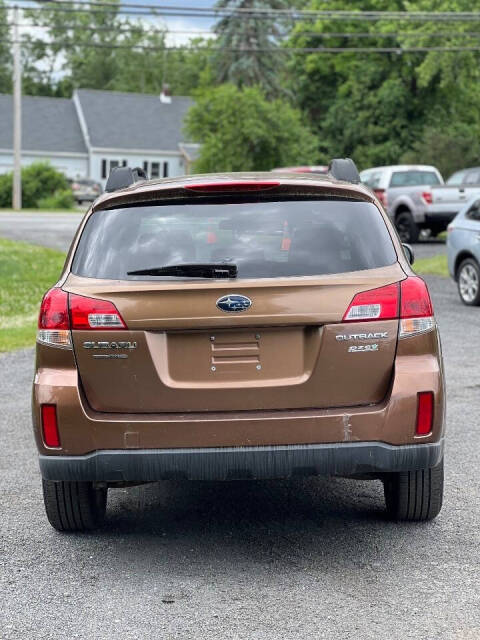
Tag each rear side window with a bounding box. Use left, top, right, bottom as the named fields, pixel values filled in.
left=390, top=171, right=440, bottom=187
left=447, top=170, right=467, bottom=185
left=72, top=199, right=397, bottom=280
left=361, top=171, right=383, bottom=189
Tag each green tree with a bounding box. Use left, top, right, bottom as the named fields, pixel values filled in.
left=213, top=0, right=291, bottom=95
left=185, top=84, right=319, bottom=172
left=22, top=2, right=215, bottom=97
left=287, top=0, right=480, bottom=168
left=0, top=0, right=11, bottom=93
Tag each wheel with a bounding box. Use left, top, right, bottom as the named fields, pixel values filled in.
left=42, top=479, right=107, bottom=532
left=457, top=258, right=480, bottom=306
left=383, top=459, right=444, bottom=521
left=395, top=211, right=420, bottom=244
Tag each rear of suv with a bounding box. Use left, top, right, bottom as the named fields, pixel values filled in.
left=33, top=161, right=445, bottom=531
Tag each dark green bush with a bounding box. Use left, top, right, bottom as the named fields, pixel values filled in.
left=0, top=162, right=71, bottom=208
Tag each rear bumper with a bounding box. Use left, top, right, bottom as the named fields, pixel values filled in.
left=39, top=440, right=445, bottom=482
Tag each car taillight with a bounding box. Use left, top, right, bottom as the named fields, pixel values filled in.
left=37, top=288, right=72, bottom=348
left=374, top=189, right=388, bottom=208
left=41, top=404, right=61, bottom=447
left=422, top=191, right=433, bottom=205
left=343, top=283, right=399, bottom=321
left=343, top=277, right=435, bottom=337
left=416, top=392, right=434, bottom=435
left=69, top=293, right=127, bottom=329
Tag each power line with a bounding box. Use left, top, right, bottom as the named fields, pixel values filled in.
left=14, top=24, right=480, bottom=40
left=5, top=3, right=480, bottom=22
left=6, top=39, right=480, bottom=54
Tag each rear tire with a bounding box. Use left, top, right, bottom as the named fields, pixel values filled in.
left=42, top=479, right=107, bottom=532
left=383, top=459, right=444, bottom=521
left=396, top=211, right=420, bottom=244
left=457, top=258, right=480, bottom=306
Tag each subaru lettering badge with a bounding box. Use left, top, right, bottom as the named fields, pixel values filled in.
left=216, top=294, right=252, bottom=313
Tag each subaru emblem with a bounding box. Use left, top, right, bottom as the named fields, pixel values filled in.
left=216, top=294, right=252, bottom=313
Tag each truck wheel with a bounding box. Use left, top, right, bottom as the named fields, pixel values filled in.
left=383, top=459, right=443, bottom=521
left=457, top=258, right=480, bottom=306
left=396, top=211, right=420, bottom=244
left=42, top=479, right=107, bottom=532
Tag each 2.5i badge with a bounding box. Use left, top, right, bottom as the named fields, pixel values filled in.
left=348, top=344, right=379, bottom=353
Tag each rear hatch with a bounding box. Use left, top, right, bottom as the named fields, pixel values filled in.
left=66, top=192, right=403, bottom=413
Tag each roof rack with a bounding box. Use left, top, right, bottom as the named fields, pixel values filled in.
left=105, top=166, right=148, bottom=192
left=328, top=158, right=360, bottom=183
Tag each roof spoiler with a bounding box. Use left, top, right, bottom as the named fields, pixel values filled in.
left=105, top=166, right=148, bottom=192
left=328, top=158, right=360, bottom=183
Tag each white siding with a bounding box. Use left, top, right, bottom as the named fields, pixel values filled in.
left=90, top=151, right=186, bottom=188
left=0, top=151, right=88, bottom=179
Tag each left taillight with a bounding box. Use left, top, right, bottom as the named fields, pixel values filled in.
left=69, top=293, right=126, bottom=330
left=37, top=287, right=72, bottom=349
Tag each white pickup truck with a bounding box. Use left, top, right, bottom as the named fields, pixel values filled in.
left=360, top=165, right=480, bottom=243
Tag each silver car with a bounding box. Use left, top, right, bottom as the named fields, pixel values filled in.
left=447, top=196, right=480, bottom=305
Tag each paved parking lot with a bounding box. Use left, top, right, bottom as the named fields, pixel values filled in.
left=1, top=273, right=479, bottom=639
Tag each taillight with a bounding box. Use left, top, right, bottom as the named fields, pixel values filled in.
left=416, top=392, right=434, bottom=435
left=69, top=293, right=127, bottom=330
left=343, top=283, right=399, bottom=322
left=422, top=191, right=433, bottom=205
left=37, top=288, right=72, bottom=348
left=374, top=189, right=388, bottom=207
left=399, top=276, right=435, bottom=338
left=41, top=404, right=61, bottom=447
left=343, top=276, right=435, bottom=337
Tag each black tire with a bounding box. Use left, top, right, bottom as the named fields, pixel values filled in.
left=457, top=258, right=480, bottom=306
left=383, top=459, right=444, bottom=522
left=395, top=211, right=420, bottom=244
left=42, top=479, right=107, bottom=532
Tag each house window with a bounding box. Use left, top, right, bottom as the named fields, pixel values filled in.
left=101, top=159, right=107, bottom=179
left=151, top=162, right=160, bottom=178
left=163, top=162, right=169, bottom=178
left=110, top=160, right=119, bottom=171
left=143, top=161, right=149, bottom=174
left=122, top=159, right=127, bottom=167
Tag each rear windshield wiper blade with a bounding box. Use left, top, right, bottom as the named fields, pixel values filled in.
left=127, top=263, right=238, bottom=278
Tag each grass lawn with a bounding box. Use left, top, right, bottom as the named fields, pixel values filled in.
left=413, top=253, right=449, bottom=277
left=0, top=238, right=66, bottom=352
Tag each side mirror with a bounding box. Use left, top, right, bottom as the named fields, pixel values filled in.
left=402, top=243, right=414, bottom=265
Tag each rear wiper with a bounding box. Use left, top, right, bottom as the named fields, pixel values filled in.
left=127, top=263, right=238, bottom=278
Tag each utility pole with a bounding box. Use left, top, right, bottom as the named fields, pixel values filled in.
left=12, top=5, right=22, bottom=210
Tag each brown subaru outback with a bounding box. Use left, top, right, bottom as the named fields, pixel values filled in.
left=32, top=160, right=445, bottom=531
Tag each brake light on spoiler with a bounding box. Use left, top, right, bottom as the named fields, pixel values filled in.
left=37, top=289, right=127, bottom=348
left=343, top=276, right=435, bottom=338
left=184, top=181, right=280, bottom=193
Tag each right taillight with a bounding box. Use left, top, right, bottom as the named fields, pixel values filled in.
left=374, top=189, right=388, bottom=207
left=399, top=276, right=435, bottom=338
left=343, top=276, right=435, bottom=338
left=37, top=287, right=72, bottom=348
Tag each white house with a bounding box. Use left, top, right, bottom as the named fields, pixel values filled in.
left=0, top=89, right=199, bottom=187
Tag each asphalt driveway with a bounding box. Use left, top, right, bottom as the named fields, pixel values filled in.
left=1, top=275, right=479, bottom=639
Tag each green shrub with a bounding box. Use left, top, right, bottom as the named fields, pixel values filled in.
left=0, top=162, right=70, bottom=208
left=37, top=189, right=75, bottom=210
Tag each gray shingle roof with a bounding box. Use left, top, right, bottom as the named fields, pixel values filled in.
left=75, top=89, right=193, bottom=151
left=0, top=94, right=87, bottom=154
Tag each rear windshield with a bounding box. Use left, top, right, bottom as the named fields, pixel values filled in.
left=71, top=198, right=397, bottom=280
left=390, top=171, right=440, bottom=187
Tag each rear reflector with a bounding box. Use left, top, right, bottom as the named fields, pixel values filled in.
left=184, top=181, right=280, bottom=193
left=69, top=294, right=127, bottom=330
left=416, top=392, right=434, bottom=435
left=41, top=404, right=60, bottom=447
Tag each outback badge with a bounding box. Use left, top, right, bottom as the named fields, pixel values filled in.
left=216, top=294, right=252, bottom=313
